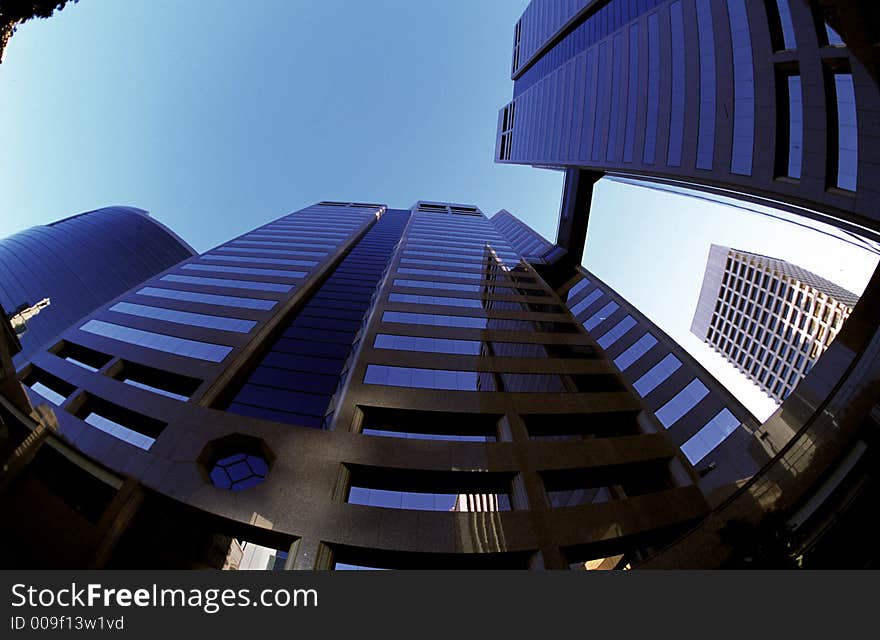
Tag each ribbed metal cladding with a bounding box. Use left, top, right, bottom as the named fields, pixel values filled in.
left=0, top=206, right=195, bottom=367
left=498, top=0, right=880, bottom=233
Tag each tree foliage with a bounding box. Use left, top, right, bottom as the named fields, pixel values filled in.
left=0, top=1, right=79, bottom=63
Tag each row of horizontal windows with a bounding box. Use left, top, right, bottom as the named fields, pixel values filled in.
left=382, top=311, right=488, bottom=329
left=215, top=246, right=327, bottom=258
left=136, top=286, right=277, bottom=310
left=266, top=220, right=358, bottom=230
left=403, top=244, right=519, bottom=259
left=681, top=408, right=741, bottom=465
left=597, top=315, right=637, bottom=348
left=362, top=428, right=492, bottom=443
left=408, top=244, right=518, bottom=259
left=583, top=302, right=619, bottom=331
left=407, top=232, right=509, bottom=244
left=388, top=293, right=485, bottom=309
left=255, top=230, right=349, bottom=242
left=399, top=258, right=506, bottom=272
left=161, top=274, right=293, bottom=293
left=109, top=301, right=257, bottom=333
left=347, top=487, right=511, bottom=512
left=654, top=379, right=710, bottom=428
left=633, top=353, right=682, bottom=396
left=80, top=319, right=232, bottom=362
left=181, top=263, right=307, bottom=279
left=364, top=364, right=569, bottom=393
left=200, top=254, right=318, bottom=268
left=265, top=221, right=359, bottom=230
left=82, top=411, right=155, bottom=450
left=227, top=239, right=336, bottom=250
left=122, top=378, right=189, bottom=402
left=613, top=333, right=658, bottom=370
left=239, top=232, right=343, bottom=243
left=405, top=238, right=516, bottom=253
left=400, top=255, right=513, bottom=268
left=373, top=333, right=578, bottom=358
left=397, top=268, right=482, bottom=281
left=565, top=277, right=592, bottom=301
left=570, top=289, right=603, bottom=316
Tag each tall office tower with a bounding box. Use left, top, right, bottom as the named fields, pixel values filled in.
left=496, top=0, right=880, bottom=245
left=0, top=206, right=196, bottom=367
left=691, top=244, right=857, bottom=403
left=490, top=211, right=765, bottom=498
left=10, top=201, right=709, bottom=569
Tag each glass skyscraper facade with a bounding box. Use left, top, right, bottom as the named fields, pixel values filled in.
left=497, top=0, right=880, bottom=238
left=13, top=201, right=710, bottom=569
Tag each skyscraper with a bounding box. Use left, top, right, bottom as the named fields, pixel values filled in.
left=691, top=244, right=857, bottom=403
left=0, top=206, right=196, bottom=367
left=491, top=1, right=880, bottom=568
left=11, top=201, right=710, bottom=569
left=496, top=0, right=880, bottom=253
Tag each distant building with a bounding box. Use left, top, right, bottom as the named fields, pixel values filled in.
left=691, top=244, right=857, bottom=403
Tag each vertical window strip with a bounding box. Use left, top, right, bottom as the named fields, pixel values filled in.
left=643, top=13, right=660, bottom=165
left=667, top=1, right=685, bottom=167
left=623, top=23, right=639, bottom=163
left=833, top=73, right=858, bottom=191
left=696, top=0, right=716, bottom=170
left=727, top=0, right=755, bottom=175
left=787, top=74, right=804, bottom=179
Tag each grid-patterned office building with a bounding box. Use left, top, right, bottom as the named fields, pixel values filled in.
left=691, top=244, right=857, bottom=403
left=13, top=201, right=709, bottom=570
left=496, top=0, right=880, bottom=236
left=490, top=211, right=766, bottom=498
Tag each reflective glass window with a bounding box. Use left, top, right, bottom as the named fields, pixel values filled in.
left=643, top=12, right=660, bottom=164
left=680, top=408, right=741, bottom=463
left=83, top=412, right=156, bottom=450
left=655, top=379, right=710, bottom=427
left=597, top=315, right=637, bottom=348
left=833, top=73, right=858, bottom=191
left=786, top=75, right=804, bottom=178
left=161, top=274, right=292, bottom=293
left=136, top=286, right=276, bottom=311
left=80, top=319, right=232, bottom=362
left=583, top=301, right=619, bottom=331
left=727, top=0, right=755, bottom=175
left=109, top=301, right=257, bottom=333
left=565, top=277, right=592, bottom=301
left=181, top=263, right=307, bottom=279
left=633, top=353, right=682, bottom=395
left=613, top=333, right=659, bottom=370
left=623, top=24, right=639, bottom=163
left=667, top=1, right=685, bottom=167
left=201, top=254, right=318, bottom=268
left=570, top=289, right=603, bottom=316
left=374, top=334, right=482, bottom=355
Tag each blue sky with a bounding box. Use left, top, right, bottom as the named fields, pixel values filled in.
left=1, top=0, right=876, bottom=420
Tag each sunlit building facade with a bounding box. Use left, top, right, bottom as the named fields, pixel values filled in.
left=691, top=244, right=857, bottom=403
